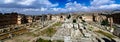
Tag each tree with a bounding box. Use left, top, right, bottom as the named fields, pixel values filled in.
left=73, top=19, right=76, bottom=23
left=67, top=15, right=71, bottom=19
left=73, top=19, right=77, bottom=30
left=101, top=19, right=109, bottom=26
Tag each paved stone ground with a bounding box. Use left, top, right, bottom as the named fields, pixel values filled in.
left=51, top=19, right=98, bottom=42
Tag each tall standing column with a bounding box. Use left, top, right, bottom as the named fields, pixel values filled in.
left=110, top=17, right=113, bottom=28
left=110, top=17, right=114, bottom=32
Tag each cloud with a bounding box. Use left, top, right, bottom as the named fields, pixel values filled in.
left=4, top=0, right=14, bottom=4
left=36, top=0, right=58, bottom=7
left=91, top=0, right=115, bottom=6
left=23, top=8, right=41, bottom=11
left=65, top=1, right=82, bottom=9
left=63, top=0, right=120, bottom=13
left=40, top=8, right=47, bottom=11
left=64, top=1, right=95, bottom=12
left=99, top=4, right=120, bottom=9
left=17, top=0, right=36, bottom=6
left=0, top=0, right=58, bottom=8
left=65, top=1, right=85, bottom=12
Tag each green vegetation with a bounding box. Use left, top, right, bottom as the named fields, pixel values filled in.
left=26, top=32, right=39, bottom=37
left=40, top=22, right=62, bottom=37
left=113, top=25, right=117, bottom=29
left=60, top=16, right=63, bottom=18
left=88, top=26, right=93, bottom=31
left=52, top=22, right=62, bottom=26
left=40, top=27, right=57, bottom=37
left=53, top=40, right=64, bottom=42
left=82, top=20, right=86, bottom=22
left=101, top=19, right=109, bottom=26
left=95, top=30, right=116, bottom=38
left=73, top=19, right=77, bottom=23
left=67, top=15, right=71, bottom=19
left=22, top=40, right=28, bottom=42
left=81, top=21, right=87, bottom=26
left=36, top=38, right=52, bottom=42
left=36, top=38, right=64, bottom=42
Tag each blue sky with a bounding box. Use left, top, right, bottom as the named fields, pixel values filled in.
left=0, top=0, right=120, bottom=15
left=49, top=0, right=90, bottom=8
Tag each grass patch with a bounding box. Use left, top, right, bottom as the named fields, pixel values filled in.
left=52, top=22, right=62, bottom=26
left=81, top=22, right=87, bottom=26
left=36, top=38, right=52, bottom=42
left=26, top=32, right=39, bottom=37
left=40, top=22, right=62, bottom=37
left=36, top=38, right=64, bottom=42
left=55, top=40, right=64, bottom=42
left=95, top=30, right=116, bottom=38
left=112, top=25, right=117, bottom=29
left=88, top=26, right=93, bottom=31
left=40, top=28, right=57, bottom=37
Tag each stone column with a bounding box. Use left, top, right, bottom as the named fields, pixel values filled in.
left=110, top=17, right=113, bottom=32
left=110, top=17, right=113, bottom=28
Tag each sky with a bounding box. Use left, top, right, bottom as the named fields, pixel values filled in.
left=0, top=0, right=120, bottom=15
